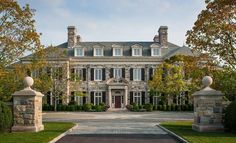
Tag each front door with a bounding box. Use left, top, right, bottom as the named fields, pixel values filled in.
left=115, top=96, right=121, bottom=108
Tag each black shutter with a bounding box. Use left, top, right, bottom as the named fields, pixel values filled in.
left=122, top=68, right=125, bottom=78
left=102, top=68, right=106, bottom=80
left=150, top=95, right=153, bottom=105
left=102, top=92, right=106, bottom=103
left=149, top=68, right=153, bottom=80
left=70, top=68, right=74, bottom=80
left=91, top=68, right=94, bottom=81
left=71, top=92, right=75, bottom=102
left=142, top=92, right=145, bottom=105
left=130, top=68, right=133, bottom=81
left=90, top=92, right=94, bottom=104
left=110, top=68, right=113, bottom=78
left=141, top=68, right=145, bottom=81
left=83, top=96, right=86, bottom=104
left=83, top=68, right=86, bottom=81
left=130, top=92, right=133, bottom=104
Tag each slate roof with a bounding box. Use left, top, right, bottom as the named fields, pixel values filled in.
left=21, top=41, right=196, bottom=60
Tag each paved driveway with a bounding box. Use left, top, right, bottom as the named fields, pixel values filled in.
left=43, top=111, right=193, bottom=143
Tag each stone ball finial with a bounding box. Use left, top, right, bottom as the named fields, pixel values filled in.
left=202, top=76, right=213, bottom=87
left=24, top=76, right=34, bottom=89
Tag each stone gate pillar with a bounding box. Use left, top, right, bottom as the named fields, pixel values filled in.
left=11, top=76, right=44, bottom=132
left=192, top=76, right=224, bottom=132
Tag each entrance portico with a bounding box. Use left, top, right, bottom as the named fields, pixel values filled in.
left=107, top=78, right=129, bottom=109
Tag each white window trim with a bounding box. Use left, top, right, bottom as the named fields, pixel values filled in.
left=94, top=92, right=102, bottom=105
left=74, top=47, right=84, bottom=57
left=113, top=68, right=122, bottom=79
left=133, top=68, right=141, bottom=81
left=113, top=48, right=123, bottom=56
left=133, top=92, right=142, bottom=105
left=74, top=68, right=82, bottom=81
left=94, top=48, right=104, bottom=56
left=151, top=48, right=161, bottom=56
left=94, top=68, right=102, bottom=81
left=132, top=48, right=142, bottom=56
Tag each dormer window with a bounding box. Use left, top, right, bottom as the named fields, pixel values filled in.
left=94, top=48, right=103, bottom=56
left=74, top=47, right=84, bottom=56
left=151, top=48, right=161, bottom=56
left=132, top=48, right=142, bottom=56
left=113, top=48, right=122, bottom=56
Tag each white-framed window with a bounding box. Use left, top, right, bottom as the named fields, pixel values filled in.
left=74, top=48, right=84, bottom=56
left=133, top=92, right=142, bottom=105
left=151, top=48, right=161, bottom=56
left=94, top=92, right=102, bottom=105
left=114, top=68, right=122, bottom=79
left=153, top=95, right=160, bottom=105
left=76, top=96, right=84, bottom=105
left=133, top=68, right=141, bottom=81
left=132, top=48, right=142, bottom=56
left=113, top=48, right=122, bottom=56
left=74, top=69, right=82, bottom=81
left=94, top=69, right=102, bottom=81
left=94, top=48, right=103, bottom=56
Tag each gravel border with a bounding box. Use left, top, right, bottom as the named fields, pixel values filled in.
left=49, top=123, right=78, bottom=143
left=157, top=123, right=189, bottom=143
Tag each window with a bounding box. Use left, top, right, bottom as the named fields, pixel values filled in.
left=152, top=93, right=161, bottom=105
left=133, top=68, right=141, bottom=81
left=114, top=68, right=122, bottom=79
left=94, top=69, right=102, bottom=81
left=75, top=48, right=84, bottom=56
left=152, top=48, right=161, bottom=56
left=94, top=92, right=102, bottom=105
left=113, top=48, right=122, bottom=56
left=74, top=69, right=82, bottom=81
left=133, top=92, right=142, bottom=105
left=132, top=48, right=142, bottom=56
left=94, top=48, right=103, bottom=56
left=76, top=96, right=84, bottom=105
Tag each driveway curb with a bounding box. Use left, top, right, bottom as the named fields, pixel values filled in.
left=157, top=123, right=189, bottom=143
left=49, top=123, right=78, bottom=143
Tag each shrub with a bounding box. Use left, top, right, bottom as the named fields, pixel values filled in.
left=171, top=104, right=175, bottom=111
left=153, top=105, right=157, bottom=111
left=225, top=101, right=236, bottom=131
left=177, top=105, right=181, bottom=111
left=126, top=105, right=133, bottom=111
left=43, top=104, right=50, bottom=111
left=83, top=103, right=92, bottom=111
left=76, top=105, right=83, bottom=111
left=94, top=105, right=102, bottom=112
left=144, top=103, right=153, bottom=112
left=132, top=103, right=140, bottom=112
left=163, top=105, right=167, bottom=111
left=159, top=105, right=163, bottom=111
left=0, top=101, right=12, bottom=132
left=167, top=104, right=171, bottom=111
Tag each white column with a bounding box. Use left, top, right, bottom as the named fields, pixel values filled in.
left=108, top=87, right=112, bottom=108
left=124, top=86, right=128, bottom=106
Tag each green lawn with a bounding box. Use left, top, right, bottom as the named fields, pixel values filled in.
left=0, top=122, right=74, bottom=143
left=161, top=121, right=236, bottom=143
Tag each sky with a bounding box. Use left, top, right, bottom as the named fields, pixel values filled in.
left=18, top=0, right=206, bottom=47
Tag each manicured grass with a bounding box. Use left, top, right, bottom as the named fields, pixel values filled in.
left=0, top=122, right=74, bottom=143
left=161, top=121, right=236, bottom=143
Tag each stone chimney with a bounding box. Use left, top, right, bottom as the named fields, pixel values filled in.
left=158, top=26, right=168, bottom=47
left=67, top=26, right=77, bottom=48
left=153, top=35, right=159, bottom=42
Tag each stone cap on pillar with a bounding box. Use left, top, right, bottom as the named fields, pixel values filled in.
left=192, top=76, right=223, bottom=96
left=12, top=76, right=44, bottom=97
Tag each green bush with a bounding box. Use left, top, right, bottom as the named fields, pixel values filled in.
left=0, top=101, right=12, bottom=132
left=144, top=103, right=153, bottom=112
left=177, top=105, right=181, bottom=111
left=94, top=105, right=102, bottom=112
left=76, top=105, right=83, bottom=111
left=159, top=105, right=163, bottom=111
left=153, top=105, right=157, bottom=111
left=225, top=101, right=236, bottom=131
left=83, top=103, right=92, bottom=111
left=167, top=104, right=171, bottom=111
left=126, top=105, right=133, bottom=111
left=171, top=104, right=175, bottom=111
left=132, top=103, right=140, bottom=111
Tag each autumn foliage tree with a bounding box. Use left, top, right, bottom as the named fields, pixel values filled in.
left=186, top=0, right=236, bottom=68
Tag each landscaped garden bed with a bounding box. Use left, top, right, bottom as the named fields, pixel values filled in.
left=0, top=122, right=74, bottom=143
left=160, top=121, right=236, bottom=143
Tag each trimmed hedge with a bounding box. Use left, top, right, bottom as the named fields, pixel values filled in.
left=0, top=101, right=12, bottom=132
left=43, top=102, right=109, bottom=112
left=225, top=101, right=236, bottom=131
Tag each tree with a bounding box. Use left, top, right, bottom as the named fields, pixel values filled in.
left=0, top=0, right=42, bottom=68
left=186, top=0, right=236, bottom=69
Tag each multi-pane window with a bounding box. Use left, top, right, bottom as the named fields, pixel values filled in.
left=132, top=48, right=142, bottom=56
left=114, top=68, right=122, bottom=79
left=76, top=96, right=84, bottom=105
left=153, top=96, right=159, bottom=105
left=94, top=92, right=102, bottom=105
left=152, top=48, right=161, bottom=56
left=74, top=69, right=82, bottom=81
left=133, top=68, right=141, bottom=81
left=133, top=92, right=142, bottom=105
left=75, top=48, right=84, bottom=56
left=94, top=48, right=103, bottom=56
left=94, top=69, right=102, bottom=81
left=113, top=48, right=122, bottom=56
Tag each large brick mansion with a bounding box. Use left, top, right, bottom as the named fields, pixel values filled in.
left=21, top=26, right=194, bottom=109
